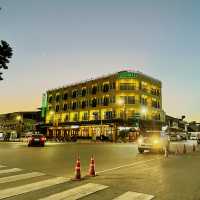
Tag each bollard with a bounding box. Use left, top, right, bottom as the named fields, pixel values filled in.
left=183, top=144, right=187, bottom=154
left=193, top=143, right=196, bottom=152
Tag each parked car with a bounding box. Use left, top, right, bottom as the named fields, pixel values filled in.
left=178, top=132, right=188, bottom=140
left=28, top=134, right=46, bottom=147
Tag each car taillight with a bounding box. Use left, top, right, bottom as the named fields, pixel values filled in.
left=40, top=137, right=46, bottom=141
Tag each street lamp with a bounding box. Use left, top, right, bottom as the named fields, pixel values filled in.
left=16, top=115, right=22, bottom=138
left=141, top=107, right=147, bottom=120
left=117, top=98, right=126, bottom=121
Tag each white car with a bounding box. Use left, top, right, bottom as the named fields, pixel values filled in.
left=137, top=131, right=168, bottom=153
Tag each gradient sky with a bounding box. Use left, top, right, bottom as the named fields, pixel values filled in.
left=0, top=0, right=199, bottom=121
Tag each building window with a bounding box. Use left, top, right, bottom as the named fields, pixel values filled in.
left=82, top=112, right=88, bottom=120
left=63, top=104, right=67, bottom=111
left=103, top=84, right=109, bottom=92
left=92, top=98, right=97, bottom=107
left=92, top=86, right=97, bottom=95
left=103, top=97, right=109, bottom=106
left=63, top=93, right=68, bottom=100
left=152, top=99, right=160, bottom=108
left=127, top=96, right=135, bottom=104
left=141, top=82, right=148, bottom=92
left=82, top=88, right=86, bottom=97
left=72, top=90, right=77, bottom=98
left=93, top=112, right=99, bottom=120
left=73, top=113, right=78, bottom=121
left=140, top=96, right=147, bottom=105
left=120, top=83, right=135, bottom=90
left=55, top=105, right=60, bottom=112
left=120, top=96, right=135, bottom=104
left=48, top=96, right=53, bottom=103
left=65, top=115, right=69, bottom=121
left=105, top=111, right=113, bottom=120
left=55, top=95, right=60, bottom=102
left=81, top=101, right=86, bottom=109
left=72, top=102, right=77, bottom=110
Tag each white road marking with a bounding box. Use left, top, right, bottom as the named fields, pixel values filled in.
left=96, top=158, right=161, bottom=174
left=0, top=168, right=22, bottom=174
left=0, top=177, right=69, bottom=199
left=0, top=172, right=45, bottom=184
left=113, top=191, right=154, bottom=200
left=38, top=183, right=108, bottom=200
left=0, top=165, right=6, bottom=168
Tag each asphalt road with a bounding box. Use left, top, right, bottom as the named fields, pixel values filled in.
left=0, top=141, right=200, bottom=200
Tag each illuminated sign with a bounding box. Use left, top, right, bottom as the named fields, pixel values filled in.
left=118, top=71, right=137, bottom=79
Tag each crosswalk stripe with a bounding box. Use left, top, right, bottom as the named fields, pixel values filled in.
left=0, top=172, right=45, bottom=184
left=0, top=168, right=22, bottom=174
left=113, top=191, right=154, bottom=200
left=38, top=183, right=108, bottom=200
left=0, top=176, right=69, bottom=199
left=0, top=165, right=6, bottom=168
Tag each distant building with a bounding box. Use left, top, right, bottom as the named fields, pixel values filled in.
left=165, top=115, right=187, bottom=132
left=0, top=111, right=41, bottom=137
left=43, top=70, right=164, bottom=141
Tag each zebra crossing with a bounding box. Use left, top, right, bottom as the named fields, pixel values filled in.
left=0, top=163, right=155, bottom=200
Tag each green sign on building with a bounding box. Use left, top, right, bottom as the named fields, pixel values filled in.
left=118, top=71, right=138, bottom=79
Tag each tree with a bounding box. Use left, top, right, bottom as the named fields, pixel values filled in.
left=0, top=40, right=13, bottom=80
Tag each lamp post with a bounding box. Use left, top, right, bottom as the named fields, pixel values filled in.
left=16, top=115, right=22, bottom=138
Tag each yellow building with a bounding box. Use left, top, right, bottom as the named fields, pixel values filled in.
left=45, top=71, right=164, bottom=140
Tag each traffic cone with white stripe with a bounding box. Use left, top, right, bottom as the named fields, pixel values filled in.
left=74, top=156, right=81, bottom=180
left=175, top=145, right=180, bottom=155
left=88, top=155, right=96, bottom=177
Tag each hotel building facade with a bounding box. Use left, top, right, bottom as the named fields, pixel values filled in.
left=44, top=71, right=164, bottom=141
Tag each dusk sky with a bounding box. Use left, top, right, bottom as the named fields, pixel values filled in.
left=0, top=0, right=199, bottom=121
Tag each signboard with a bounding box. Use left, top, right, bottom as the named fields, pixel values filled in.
left=118, top=71, right=137, bottom=79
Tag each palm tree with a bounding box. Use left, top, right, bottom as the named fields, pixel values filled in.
left=0, top=40, right=13, bottom=80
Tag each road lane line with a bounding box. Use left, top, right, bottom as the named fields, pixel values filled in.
left=96, top=158, right=161, bottom=174
left=113, top=191, right=154, bottom=200
left=0, top=177, right=69, bottom=199
left=38, top=183, right=108, bottom=200
left=0, top=172, right=45, bottom=184
left=0, top=168, right=22, bottom=174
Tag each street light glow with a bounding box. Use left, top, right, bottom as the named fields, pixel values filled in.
left=141, top=107, right=147, bottom=114
left=16, top=115, right=21, bottom=121
left=49, top=111, right=55, bottom=115
left=117, top=98, right=125, bottom=106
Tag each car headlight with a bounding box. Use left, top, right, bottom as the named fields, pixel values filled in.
left=138, top=138, right=143, bottom=144
left=153, top=139, right=159, bottom=144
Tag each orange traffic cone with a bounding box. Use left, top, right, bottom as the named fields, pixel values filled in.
left=74, top=157, right=81, bottom=180
left=183, top=144, right=187, bottom=154
left=175, top=145, right=179, bottom=155
left=88, top=156, right=96, bottom=177
left=193, top=144, right=196, bottom=152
